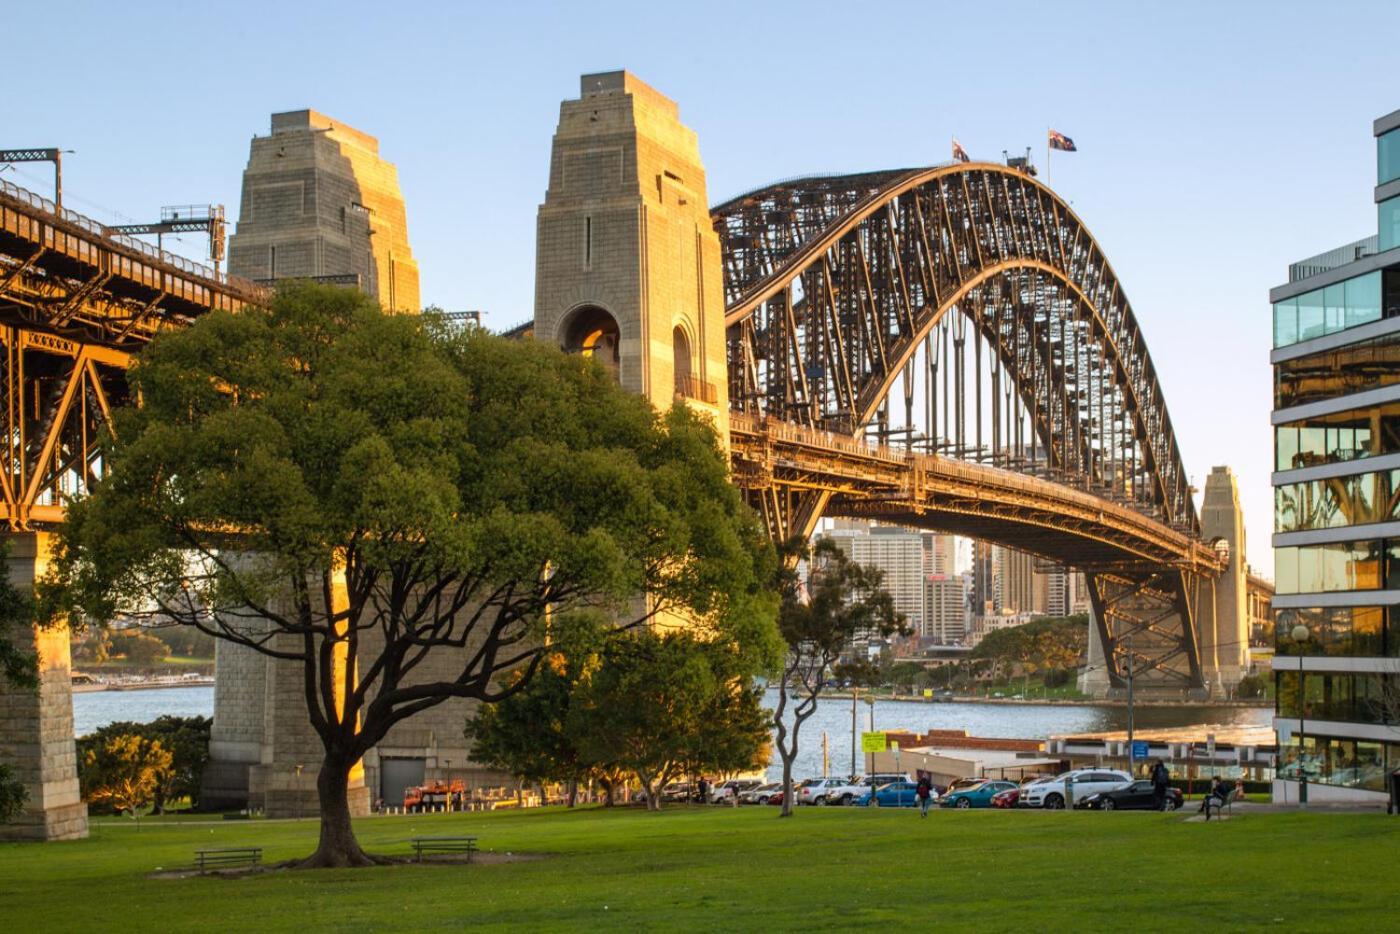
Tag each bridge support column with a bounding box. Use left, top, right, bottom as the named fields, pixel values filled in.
left=1078, top=605, right=1112, bottom=698
left=1199, top=466, right=1248, bottom=698
left=0, top=533, right=87, bottom=841
left=203, top=557, right=367, bottom=818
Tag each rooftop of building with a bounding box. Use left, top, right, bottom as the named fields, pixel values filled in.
left=578, top=70, right=679, bottom=119
left=268, top=109, right=380, bottom=154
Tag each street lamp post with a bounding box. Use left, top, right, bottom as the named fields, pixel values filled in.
left=1291, top=623, right=1310, bottom=808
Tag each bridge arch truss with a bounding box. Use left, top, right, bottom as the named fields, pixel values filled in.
left=714, top=164, right=1220, bottom=693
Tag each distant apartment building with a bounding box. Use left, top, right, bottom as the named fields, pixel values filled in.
left=994, top=545, right=1037, bottom=614
left=827, top=523, right=967, bottom=644
left=1269, top=106, right=1400, bottom=804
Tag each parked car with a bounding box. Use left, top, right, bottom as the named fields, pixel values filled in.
left=1020, top=769, right=1132, bottom=809
left=935, top=784, right=1013, bottom=812
left=858, top=780, right=921, bottom=808
left=711, top=779, right=763, bottom=804
left=766, top=790, right=786, bottom=806
left=818, top=773, right=910, bottom=806
left=1076, top=780, right=1184, bottom=811
left=990, top=786, right=1020, bottom=809
left=795, top=777, right=849, bottom=806
left=940, top=780, right=1019, bottom=809
left=738, top=782, right=782, bottom=805
left=943, top=777, right=985, bottom=796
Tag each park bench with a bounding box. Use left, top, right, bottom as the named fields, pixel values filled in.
left=410, top=836, right=478, bottom=863
left=1201, top=786, right=1243, bottom=819
left=194, top=847, right=262, bottom=873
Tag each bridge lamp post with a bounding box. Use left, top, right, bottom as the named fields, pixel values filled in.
left=1290, top=623, right=1310, bottom=808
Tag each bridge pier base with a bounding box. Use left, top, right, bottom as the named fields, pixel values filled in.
left=1078, top=608, right=1112, bottom=698
left=0, top=533, right=87, bottom=841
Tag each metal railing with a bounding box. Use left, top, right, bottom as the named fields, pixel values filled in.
left=1288, top=235, right=1378, bottom=282
left=675, top=376, right=719, bottom=404
left=0, top=177, right=261, bottom=294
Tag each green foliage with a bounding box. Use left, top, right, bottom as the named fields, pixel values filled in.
left=0, top=543, right=36, bottom=823
left=470, top=623, right=771, bottom=807
left=1235, top=673, right=1269, bottom=700
left=78, top=716, right=211, bottom=813
left=79, top=733, right=172, bottom=817
left=108, top=629, right=169, bottom=666
left=970, top=614, right=1088, bottom=679
left=42, top=282, right=777, bottom=859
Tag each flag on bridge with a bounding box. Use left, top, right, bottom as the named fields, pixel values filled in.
left=951, top=138, right=970, bottom=163
left=1048, top=129, right=1077, bottom=152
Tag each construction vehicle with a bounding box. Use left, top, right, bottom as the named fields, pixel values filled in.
left=403, top=779, right=466, bottom=812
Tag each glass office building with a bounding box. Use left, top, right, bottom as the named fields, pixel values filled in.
left=1271, top=107, right=1400, bottom=805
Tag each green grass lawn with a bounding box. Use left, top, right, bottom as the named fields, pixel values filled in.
left=2, top=805, right=1393, bottom=932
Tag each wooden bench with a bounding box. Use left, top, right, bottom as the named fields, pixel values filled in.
left=410, top=836, right=478, bottom=863
left=195, top=847, right=262, bottom=873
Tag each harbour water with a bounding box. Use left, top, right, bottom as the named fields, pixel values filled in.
left=70, top=684, right=1272, bottom=783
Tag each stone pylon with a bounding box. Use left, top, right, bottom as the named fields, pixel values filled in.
left=202, top=560, right=367, bottom=818
left=534, top=71, right=729, bottom=439
left=0, top=533, right=87, bottom=841
left=228, top=109, right=420, bottom=312
left=1198, top=465, right=1248, bottom=697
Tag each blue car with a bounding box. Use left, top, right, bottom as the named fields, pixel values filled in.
left=858, top=781, right=920, bottom=807
left=939, top=780, right=1018, bottom=809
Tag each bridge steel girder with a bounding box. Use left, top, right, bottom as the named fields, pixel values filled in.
left=716, top=163, right=1214, bottom=691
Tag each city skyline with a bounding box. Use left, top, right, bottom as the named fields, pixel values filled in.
left=9, top=1, right=1400, bottom=576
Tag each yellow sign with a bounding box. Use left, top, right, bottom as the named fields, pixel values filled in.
left=861, top=732, right=887, bottom=753
left=922, top=689, right=933, bottom=698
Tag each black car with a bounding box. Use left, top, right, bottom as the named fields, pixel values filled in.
left=1075, top=779, right=1183, bottom=811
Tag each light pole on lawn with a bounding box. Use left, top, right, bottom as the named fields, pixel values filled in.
left=1291, top=622, right=1311, bottom=808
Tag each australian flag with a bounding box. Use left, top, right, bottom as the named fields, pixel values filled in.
left=952, top=138, right=970, bottom=163
left=1048, top=129, right=1077, bottom=152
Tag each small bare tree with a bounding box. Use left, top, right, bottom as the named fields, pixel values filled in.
left=772, top=538, right=905, bottom=818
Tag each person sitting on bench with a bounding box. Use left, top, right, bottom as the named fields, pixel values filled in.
left=1199, top=776, right=1230, bottom=819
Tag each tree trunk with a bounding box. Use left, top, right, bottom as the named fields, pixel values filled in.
left=299, top=754, right=374, bottom=868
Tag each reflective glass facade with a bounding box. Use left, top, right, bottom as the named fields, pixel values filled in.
left=1274, top=326, right=1400, bottom=409
left=1272, top=539, right=1398, bottom=594
left=1277, top=735, right=1399, bottom=793
left=1272, top=271, right=1381, bottom=347
left=1274, top=468, right=1400, bottom=533
left=1277, top=671, right=1395, bottom=724
left=1275, top=606, right=1391, bottom=656
left=1273, top=110, right=1400, bottom=801
left=1275, top=399, right=1400, bottom=470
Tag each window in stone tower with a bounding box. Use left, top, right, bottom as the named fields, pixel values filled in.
left=673, top=325, right=693, bottom=397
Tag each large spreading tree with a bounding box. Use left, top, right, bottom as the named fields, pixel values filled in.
left=771, top=538, right=904, bottom=817
left=42, top=282, right=777, bottom=867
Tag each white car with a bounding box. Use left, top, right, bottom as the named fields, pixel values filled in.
left=795, top=777, right=852, bottom=806
left=1021, top=769, right=1132, bottom=809
left=711, top=779, right=763, bottom=803
left=737, top=782, right=782, bottom=805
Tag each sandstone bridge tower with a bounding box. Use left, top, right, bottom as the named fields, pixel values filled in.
left=534, top=71, right=728, bottom=436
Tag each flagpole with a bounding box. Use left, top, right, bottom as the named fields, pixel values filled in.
left=1046, top=126, right=1051, bottom=187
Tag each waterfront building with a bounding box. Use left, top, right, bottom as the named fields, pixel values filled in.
left=1269, top=106, right=1400, bottom=804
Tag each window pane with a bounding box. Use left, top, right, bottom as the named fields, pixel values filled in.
left=1274, top=298, right=1298, bottom=347
left=1380, top=197, right=1400, bottom=252
left=1345, top=271, right=1381, bottom=327
left=1275, top=328, right=1400, bottom=409
left=1276, top=426, right=1299, bottom=471
left=1380, top=128, right=1400, bottom=184
left=1298, top=288, right=1326, bottom=341
left=1323, top=283, right=1345, bottom=333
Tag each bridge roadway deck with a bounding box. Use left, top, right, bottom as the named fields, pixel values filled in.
left=728, top=414, right=1223, bottom=574
left=0, top=177, right=264, bottom=350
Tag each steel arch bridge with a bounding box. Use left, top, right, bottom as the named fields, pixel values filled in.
left=713, top=164, right=1225, bottom=693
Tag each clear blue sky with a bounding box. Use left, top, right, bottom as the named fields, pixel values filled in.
left=8, top=0, right=1400, bottom=576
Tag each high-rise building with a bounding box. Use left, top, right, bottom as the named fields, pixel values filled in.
left=228, top=110, right=420, bottom=312
left=971, top=540, right=996, bottom=616
left=994, top=545, right=1037, bottom=614
left=1269, top=106, right=1400, bottom=805
left=828, top=525, right=927, bottom=635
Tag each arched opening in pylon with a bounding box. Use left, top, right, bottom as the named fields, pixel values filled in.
left=560, top=305, right=620, bottom=381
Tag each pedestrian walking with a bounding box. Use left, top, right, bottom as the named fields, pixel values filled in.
left=1150, top=759, right=1170, bottom=811
left=916, top=776, right=934, bottom=817
left=697, top=777, right=710, bottom=805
